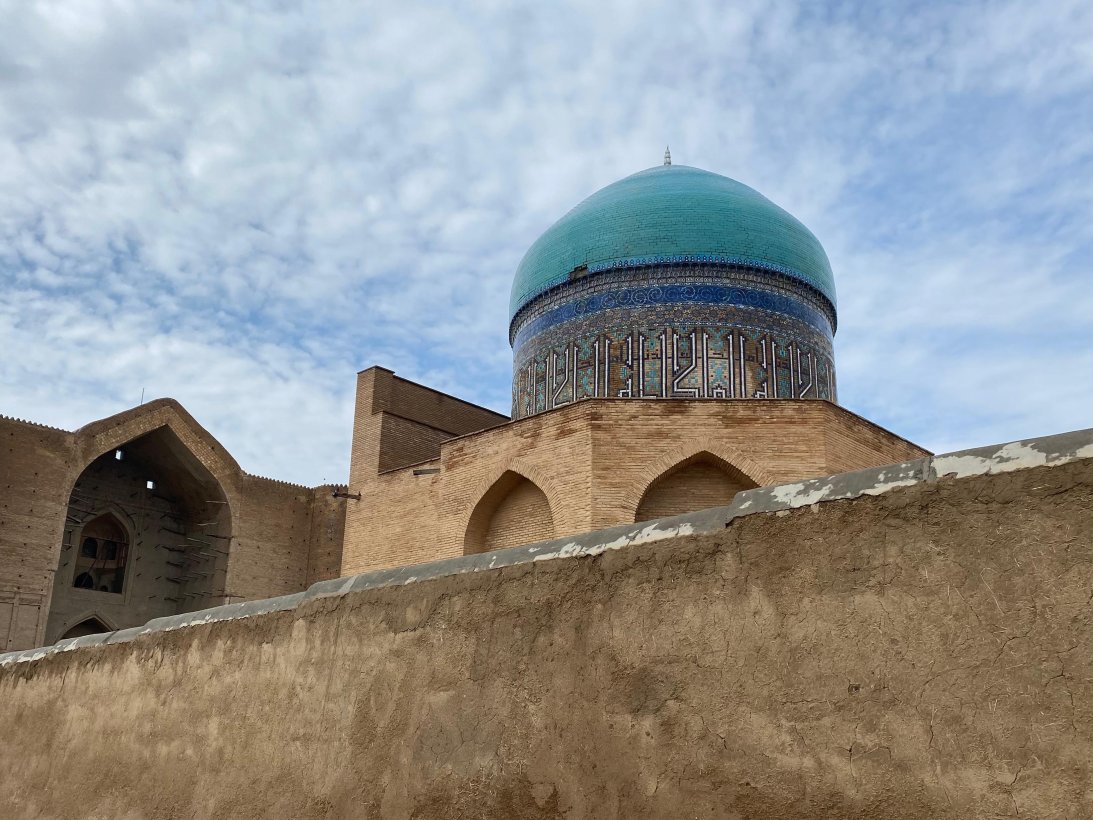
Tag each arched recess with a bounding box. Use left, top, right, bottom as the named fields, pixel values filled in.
left=71, top=510, right=132, bottom=594
left=464, top=470, right=556, bottom=555
left=624, top=439, right=773, bottom=522
left=59, top=612, right=117, bottom=640
left=634, top=451, right=760, bottom=523
left=45, top=422, right=234, bottom=645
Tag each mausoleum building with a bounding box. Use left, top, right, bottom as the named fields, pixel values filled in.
left=1, top=159, right=927, bottom=651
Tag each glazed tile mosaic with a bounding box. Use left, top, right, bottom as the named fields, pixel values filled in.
left=512, top=321, right=836, bottom=419
left=511, top=264, right=836, bottom=419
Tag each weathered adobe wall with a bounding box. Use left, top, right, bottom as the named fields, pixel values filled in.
left=344, top=395, right=926, bottom=575
left=2, top=431, right=1090, bottom=820
left=0, top=402, right=346, bottom=650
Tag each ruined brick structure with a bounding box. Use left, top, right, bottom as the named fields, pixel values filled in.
left=0, top=401, right=346, bottom=650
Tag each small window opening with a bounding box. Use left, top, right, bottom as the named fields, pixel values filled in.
left=114, top=449, right=124, bottom=461
left=146, top=480, right=156, bottom=491
left=73, top=514, right=128, bottom=594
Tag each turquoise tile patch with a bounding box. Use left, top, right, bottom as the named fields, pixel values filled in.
left=510, top=165, right=836, bottom=320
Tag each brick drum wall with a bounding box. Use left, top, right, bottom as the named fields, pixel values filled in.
left=344, top=381, right=928, bottom=576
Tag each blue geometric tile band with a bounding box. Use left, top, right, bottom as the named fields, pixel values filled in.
left=513, top=281, right=834, bottom=351
left=512, top=306, right=836, bottom=419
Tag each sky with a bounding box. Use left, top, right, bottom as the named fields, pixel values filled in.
left=0, top=0, right=1090, bottom=486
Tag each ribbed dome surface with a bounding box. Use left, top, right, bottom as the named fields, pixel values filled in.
left=510, top=165, right=836, bottom=322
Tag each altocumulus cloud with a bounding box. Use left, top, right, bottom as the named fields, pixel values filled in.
left=0, top=0, right=1090, bottom=484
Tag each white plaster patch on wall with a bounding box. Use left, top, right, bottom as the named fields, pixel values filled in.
left=931, top=454, right=994, bottom=479
left=530, top=522, right=696, bottom=564
left=861, top=477, right=919, bottom=497
left=0, top=648, right=47, bottom=667
left=934, top=442, right=1054, bottom=479
left=531, top=541, right=587, bottom=562
left=990, top=442, right=1051, bottom=472
left=770, top=482, right=833, bottom=507
left=629, top=522, right=695, bottom=546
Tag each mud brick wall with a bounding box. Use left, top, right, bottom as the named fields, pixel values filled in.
left=3, top=432, right=1090, bottom=819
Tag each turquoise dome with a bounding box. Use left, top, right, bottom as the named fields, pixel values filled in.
left=510, top=165, right=836, bottom=322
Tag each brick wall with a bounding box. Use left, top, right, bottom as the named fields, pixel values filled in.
left=305, top=486, right=347, bottom=586
left=0, top=418, right=75, bottom=649
left=224, top=475, right=315, bottom=602
left=383, top=370, right=508, bottom=436
left=347, top=462, right=444, bottom=571
left=378, top=414, right=454, bottom=473
left=345, top=368, right=513, bottom=571
left=353, top=367, right=509, bottom=475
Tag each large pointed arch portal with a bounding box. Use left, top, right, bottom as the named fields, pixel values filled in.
left=44, top=426, right=232, bottom=646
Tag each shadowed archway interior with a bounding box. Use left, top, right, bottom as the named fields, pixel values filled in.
left=45, top=426, right=232, bottom=645
left=60, top=616, right=112, bottom=640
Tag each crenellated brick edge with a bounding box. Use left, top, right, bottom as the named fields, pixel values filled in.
left=4, top=426, right=1091, bottom=669
left=0, top=413, right=68, bottom=433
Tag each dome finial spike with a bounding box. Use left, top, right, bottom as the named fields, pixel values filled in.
left=664, top=145, right=672, bottom=166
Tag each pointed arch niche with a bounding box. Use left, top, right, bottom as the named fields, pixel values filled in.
left=634, top=452, right=759, bottom=523
left=72, top=511, right=131, bottom=594
left=45, top=425, right=233, bottom=645
left=60, top=614, right=115, bottom=640
left=464, top=471, right=555, bottom=555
